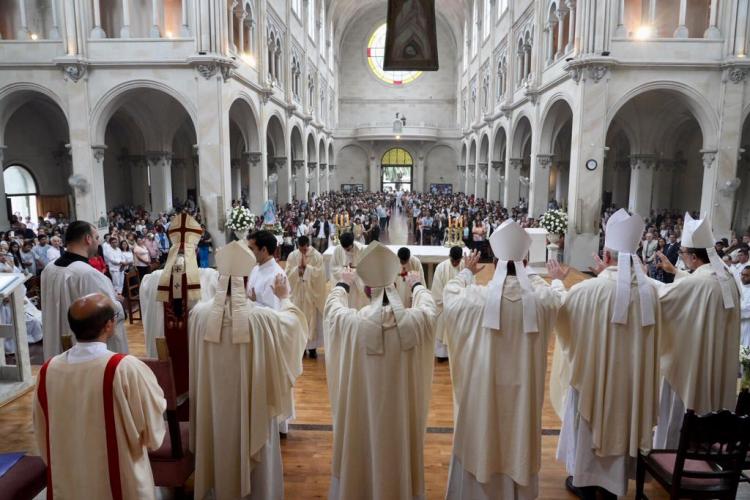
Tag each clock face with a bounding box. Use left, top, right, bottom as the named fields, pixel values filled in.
left=586, top=159, right=598, bottom=171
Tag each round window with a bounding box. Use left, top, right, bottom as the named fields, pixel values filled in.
left=366, top=23, right=422, bottom=86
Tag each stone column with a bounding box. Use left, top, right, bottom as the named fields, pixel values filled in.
left=0, top=146, right=9, bottom=230
left=150, top=0, right=161, bottom=37
left=476, top=163, right=488, bottom=199
left=231, top=159, right=242, bottom=201
left=556, top=8, right=567, bottom=57
left=652, top=160, right=675, bottom=210
left=293, top=160, right=306, bottom=200
left=16, top=0, right=30, bottom=39
left=172, top=158, right=189, bottom=205
left=275, top=157, right=289, bottom=204
left=614, top=0, right=627, bottom=37
left=489, top=161, right=503, bottom=201
left=466, top=165, right=476, bottom=197
left=316, top=163, right=325, bottom=195
left=147, top=152, right=173, bottom=214
left=180, top=0, right=190, bottom=36
left=556, top=161, right=570, bottom=207
left=705, top=0, right=720, bottom=39
left=627, top=155, right=656, bottom=218
left=546, top=23, right=555, bottom=64
left=244, top=151, right=263, bottom=214
left=62, top=0, right=78, bottom=54
left=326, top=165, right=333, bottom=192
left=49, top=0, right=61, bottom=39
left=91, top=0, right=106, bottom=38
left=530, top=154, right=553, bottom=217
left=674, top=0, right=688, bottom=37
left=228, top=0, right=237, bottom=51
left=127, top=156, right=149, bottom=210
left=121, top=0, right=131, bottom=38
left=505, top=158, right=522, bottom=208
left=369, top=154, right=379, bottom=192
left=565, top=0, right=576, bottom=52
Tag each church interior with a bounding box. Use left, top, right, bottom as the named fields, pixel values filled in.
left=1, top=0, right=750, bottom=498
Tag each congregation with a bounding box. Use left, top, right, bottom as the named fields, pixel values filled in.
left=1, top=187, right=745, bottom=499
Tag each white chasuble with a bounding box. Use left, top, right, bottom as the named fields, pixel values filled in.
left=442, top=269, right=559, bottom=498
left=323, top=284, right=437, bottom=500
left=395, top=255, right=426, bottom=307
left=41, top=258, right=129, bottom=360
left=329, top=242, right=368, bottom=310
left=140, top=268, right=219, bottom=357
left=189, top=294, right=307, bottom=500
left=285, top=247, right=327, bottom=348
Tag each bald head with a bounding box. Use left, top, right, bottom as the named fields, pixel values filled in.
left=67, top=293, right=117, bottom=342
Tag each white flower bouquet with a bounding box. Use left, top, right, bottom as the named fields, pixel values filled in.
left=226, top=206, right=255, bottom=234
left=741, top=346, right=750, bottom=388
left=539, top=209, right=568, bottom=236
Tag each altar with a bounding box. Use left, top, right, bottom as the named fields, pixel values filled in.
left=0, top=273, right=33, bottom=407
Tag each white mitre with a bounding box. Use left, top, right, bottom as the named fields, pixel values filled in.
left=482, top=219, right=538, bottom=333
left=355, top=241, right=417, bottom=352
left=605, top=209, right=655, bottom=326
left=204, top=241, right=258, bottom=344
left=682, top=212, right=735, bottom=308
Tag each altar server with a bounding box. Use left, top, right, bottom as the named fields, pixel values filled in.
left=324, top=241, right=437, bottom=499
left=554, top=209, right=661, bottom=498
left=653, top=213, right=740, bottom=448
left=431, top=246, right=464, bottom=360
left=329, top=231, right=368, bottom=309
left=41, top=221, right=128, bottom=359
left=33, top=293, right=166, bottom=499
left=442, top=221, right=560, bottom=500
left=285, top=235, right=327, bottom=358
left=395, top=247, right=426, bottom=307
left=247, top=230, right=289, bottom=310
left=189, top=242, right=307, bottom=500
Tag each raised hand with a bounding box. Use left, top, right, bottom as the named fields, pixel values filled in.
left=588, top=253, right=607, bottom=276
left=340, top=269, right=356, bottom=287
left=272, top=274, right=289, bottom=300
left=546, top=260, right=571, bottom=281
left=464, top=250, right=484, bottom=275
left=655, top=251, right=677, bottom=274
left=405, top=271, right=422, bottom=289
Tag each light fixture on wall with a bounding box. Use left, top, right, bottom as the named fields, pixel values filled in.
left=30, top=33, right=38, bottom=40
left=634, top=25, right=654, bottom=40
left=395, top=135, right=401, bottom=140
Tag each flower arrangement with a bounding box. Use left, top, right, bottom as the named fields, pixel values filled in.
left=539, top=209, right=568, bottom=236
left=226, top=206, right=255, bottom=235
left=741, top=346, right=750, bottom=388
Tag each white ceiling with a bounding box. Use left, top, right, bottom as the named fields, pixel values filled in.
left=330, top=0, right=466, bottom=52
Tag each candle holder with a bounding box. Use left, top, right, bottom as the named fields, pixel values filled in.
left=443, top=225, right=466, bottom=248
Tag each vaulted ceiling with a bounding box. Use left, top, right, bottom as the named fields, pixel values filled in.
left=329, top=0, right=466, bottom=52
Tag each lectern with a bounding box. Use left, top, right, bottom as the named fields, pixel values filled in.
left=0, top=273, right=32, bottom=407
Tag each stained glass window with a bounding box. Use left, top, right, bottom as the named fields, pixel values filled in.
left=366, top=24, right=422, bottom=86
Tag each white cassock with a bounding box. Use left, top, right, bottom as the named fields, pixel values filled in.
left=1, top=286, right=43, bottom=354
left=139, top=268, right=219, bottom=357
left=431, top=259, right=464, bottom=358
left=285, top=247, right=327, bottom=350
left=394, top=255, right=426, bottom=307
left=189, top=289, right=307, bottom=500
left=33, top=343, right=166, bottom=499
left=742, top=283, right=750, bottom=347
left=653, top=264, right=741, bottom=448
left=41, top=256, right=128, bottom=360
left=104, top=244, right=125, bottom=294
left=441, top=269, right=559, bottom=500
left=329, top=242, right=368, bottom=310
left=248, top=258, right=289, bottom=310
left=553, top=268, right=661, bottom=497
left=324, top=283, right=437, bottom=500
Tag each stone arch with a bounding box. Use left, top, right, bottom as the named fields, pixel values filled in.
left=0, top=83, right=69, bottom=143
left=336, top=143, right=369, bottom=191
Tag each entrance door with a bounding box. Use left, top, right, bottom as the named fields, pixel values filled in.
left=381, top=148, right=413, bottom=192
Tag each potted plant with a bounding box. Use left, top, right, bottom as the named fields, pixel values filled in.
left=539, top=209, right=568, bottom=245
left=226, top=206, right=256, bottom=241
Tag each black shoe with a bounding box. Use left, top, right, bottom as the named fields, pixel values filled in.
left=308, top=349, right=317, bottom=359
left=279, top=432, right=288, bottom=439
left=565, top=476, right=598, bottom=500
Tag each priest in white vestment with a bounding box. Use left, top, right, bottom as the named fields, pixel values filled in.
left=1, top=285, right=43, bottom=354
left=247, top=229, right=290, bottom=310
left=431, top=246, right=464, bottom=360
left=652, top=213, right=741, bottom=448
left=395, top=247, right=426, bottom=307
left=329, top=231, right=368, bottom=310
left=189, top=241, right=307, bottom=500
left=324, top=241, right=437, bottom=500
left=285, top=235, right=327, bottom=358
left=41, top=221, right=128, bottom=359
left=442, top=221, right=561, bottom=500
left=553, top=209, right=661, bottom=498
left=33, top=293, right=166, bottom=499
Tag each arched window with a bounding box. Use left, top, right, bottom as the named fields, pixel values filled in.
left=307, top=0, right=316, bottom=39
left=367, top=23, right=422, bottom=85
left=381, top=148, right=413, bottom=192
left=4, top=165, right=38, bottom=223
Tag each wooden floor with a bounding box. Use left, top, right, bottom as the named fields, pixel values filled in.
left=0, top=258, right=687, bottom=499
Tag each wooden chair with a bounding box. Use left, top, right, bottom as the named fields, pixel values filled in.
left=636, top=409, right=750, bottom=499
left=142, top=338, right=193, bottom=498
left=123, top=268, right=141, bottom=324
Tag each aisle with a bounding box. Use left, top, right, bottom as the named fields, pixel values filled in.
left=384, top=209, right=410, bottom=245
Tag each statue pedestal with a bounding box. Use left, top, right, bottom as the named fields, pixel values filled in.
left=547, top=243, right=560, bottom=263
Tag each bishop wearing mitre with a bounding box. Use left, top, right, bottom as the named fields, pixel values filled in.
left=140, top=213, right=218, bottom=358
left=285, top=235, right=327, bottom=358
left=189, top=241, right=307, bottom=500
left=441, top=220, right=561, bottom=500
left=395, top=247, right=426, bottom=307
left=431, top=246, right=464, bottom=360
left=653, top=213, right=741, bottom=448
left=554, top=209, right=661, bottom=498
left=324, top=241, right=437, bottom=500
left=329, top=231, right=368, bottom=309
